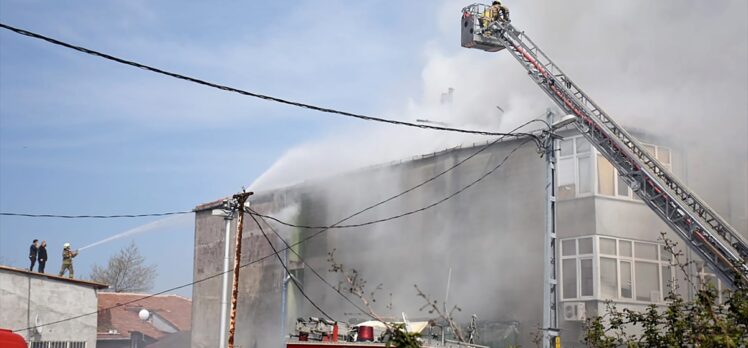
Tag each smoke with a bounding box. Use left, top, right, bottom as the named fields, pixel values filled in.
left=250, top=0, right=747, bottom=220
left=237, top=1, right=746, bottom=346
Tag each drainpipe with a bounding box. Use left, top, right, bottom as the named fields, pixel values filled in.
left=280, top=247, right=290, bottom=342
left=213, top=202, right=236, bottom=348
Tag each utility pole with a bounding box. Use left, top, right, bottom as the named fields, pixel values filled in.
left=542, top=110, right=559, bottom=348
left=227, top=190, right=253, bottom=348
left=541, top=110, right=576, bottom=348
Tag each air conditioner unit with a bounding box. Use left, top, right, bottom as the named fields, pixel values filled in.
left=562, top=302, right=586, bottom=321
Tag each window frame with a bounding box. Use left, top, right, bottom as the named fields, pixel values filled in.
left=592, top=143, right=673, bottom=201
left=560, top=235, right=675, bottom=303
left=556, top=135, right=594, bottom=200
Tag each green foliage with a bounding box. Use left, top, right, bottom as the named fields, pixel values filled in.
left=384, top=323, right=422, bottom=348
left=584, top=277, right=748, bottom=347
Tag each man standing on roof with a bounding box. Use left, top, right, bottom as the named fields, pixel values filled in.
left=59, top=243, right=79, bottom=279
left=28, top=239, right=38, bottom=271
left=37, top=241, right=47, bottom=273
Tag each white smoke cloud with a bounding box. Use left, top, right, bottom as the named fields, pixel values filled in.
left=251, top=0, right=747, bottom=198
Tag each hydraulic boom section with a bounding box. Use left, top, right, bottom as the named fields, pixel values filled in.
left=461, top=4, right=748, bottom=285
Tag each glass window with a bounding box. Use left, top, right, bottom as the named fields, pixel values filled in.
left=563, top=259, right=577, bottom=299
left=619, top=240, right=632, bottom=257
left=579, top=238, right=593, bottom=254
left=562, top=239, right=576, bottom=256
left=600, top=257, right=618, bottom=299
left=660, top=245, right=672, bottom=262
left=576, top=137, right=590, bottom=153
left=581, top=259, right=594, bottom=297
left=635, top=261, right=660, bottom=302
left=600, top=238, right=616, bottom=255
left=558, top=158, right=574, bottom=186
left=617, top=175, right=629, bottom=197
left=597, top=155, right=615, bottom=196
left=620, top=261, right=632, bottom=299
left=643, top=144, right=656, bottom=156
left=558, top=158, right=576, bottom=200
left=657, top=147, right=671, bottom=165
left=578, top=156, right=592, bottom=194
left=661, top=265, right=673, bottom=296
left=560, top=139, right=573, bottom=157
left=635, top=242, right=658, bottom=260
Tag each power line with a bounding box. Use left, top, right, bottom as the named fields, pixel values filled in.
left=14, top=124, right=535, bottom=332
left=249, top=213, right=335, bottom=321
left=0, top=211, right=192, bottom=219
left=0, top=23, right=534, bottom=139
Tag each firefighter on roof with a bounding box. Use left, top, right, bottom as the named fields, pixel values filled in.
left=59, top=242, right=79, bottom=279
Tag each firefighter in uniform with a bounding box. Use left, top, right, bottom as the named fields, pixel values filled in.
left=482, top=1, right=510, bottom=36
left=59, top=243, right=79, bottom=278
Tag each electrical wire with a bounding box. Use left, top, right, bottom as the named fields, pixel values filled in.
left=0, top=22, right=535, bottom=139
left=13, top=124, right=534, bottom=333
left=249, top=213, right=335, bottom=321
left=0, top=211, right=192, bottom=219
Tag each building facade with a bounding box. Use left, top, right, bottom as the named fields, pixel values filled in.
left=190, top=130, right=746, bottom=348
left=0, top=265, right=107, bottom=348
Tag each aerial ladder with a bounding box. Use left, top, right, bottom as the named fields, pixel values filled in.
left=461, top=3, right=747, bottom=347
left=461, top=0, right=748, bottom=295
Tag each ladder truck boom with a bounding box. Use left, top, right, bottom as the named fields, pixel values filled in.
left=461, top=4, right=748, bottom=285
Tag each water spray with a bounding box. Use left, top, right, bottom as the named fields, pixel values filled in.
left=77, top=215, right=187, bottom=251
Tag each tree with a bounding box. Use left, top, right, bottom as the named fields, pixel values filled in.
left=584, top=236, right=748, bottom=347
left=90, top=241, right=157, bottom=293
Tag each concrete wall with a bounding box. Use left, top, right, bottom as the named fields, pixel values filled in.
left=0, top=270, right=98, bottom=347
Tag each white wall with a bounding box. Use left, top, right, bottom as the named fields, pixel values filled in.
left=0, top=270, right=98, bottom=347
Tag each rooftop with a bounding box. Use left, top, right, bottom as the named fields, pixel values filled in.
left=0, top=265, right=108, bottom=289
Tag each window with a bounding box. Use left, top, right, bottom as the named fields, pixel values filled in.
left=620, top=261, right=633, bottom=299
left=635, top=261, right=660, bottom=301
left=560, top=236, right=673, bottom=303
left=600, top=257, right=618, bottom=298
left=642, top=143, right=672, bottom=171
left=561, top=237, right=594, bottom=299
left=596, top=143, right=673, bottom=199
left=697, top=262, right=724, bottom=303
left=597, top=154, right=615, bottom=196
left=581, top=259, right=594, bottom=296
left=563, top=259, right=577, bottom=299
left=557, top=136, right=593, bottom=199
left=578, top=238, right=593, bottom=254
left=599, top=238, right=616, bottom=255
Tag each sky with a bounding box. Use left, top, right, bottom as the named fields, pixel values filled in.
left=1, top=0, right=747, bottom=299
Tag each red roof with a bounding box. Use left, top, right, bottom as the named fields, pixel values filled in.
left=97, top=292, right=191, bottom=340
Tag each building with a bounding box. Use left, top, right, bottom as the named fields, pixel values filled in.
left=190, top=127, right=746, bottom=348
left=0, top=265, right=108, bottom=348
left=96, top=293, right=191, bottom=348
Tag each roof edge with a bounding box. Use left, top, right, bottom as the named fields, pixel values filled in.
left=0, top=265, right=109, bottom=289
